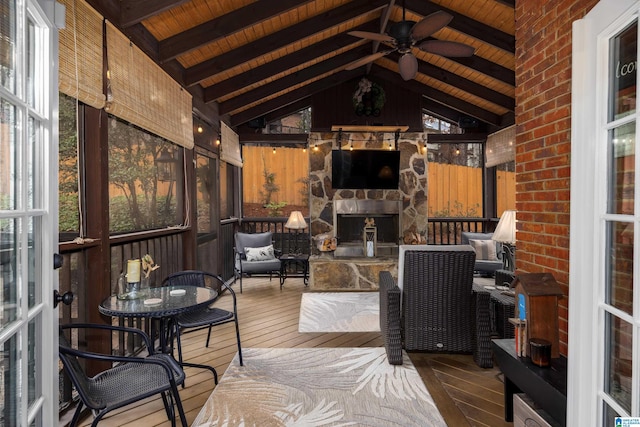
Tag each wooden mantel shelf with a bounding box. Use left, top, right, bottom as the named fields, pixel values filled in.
left=330, top=125, right=409, bottom=132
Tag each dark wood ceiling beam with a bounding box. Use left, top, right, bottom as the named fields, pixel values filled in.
left=236, top=98, right=312, bottom=134
left=426, top=133, right=487, bottom=143
left=436, top=45, right=515, bottom=86
left=230, top=69, right=362, bottom=127
left=387, top=52, right=514, bottom=110
left=239, top=134, right=309, bottom=144
left=405, top=0, right=514, bottom=54
left=120, top=0, right=192, bottom=27
left=159, top=0, right=314, bottom=62
left=203, top=21, right=378, bottom=102
left=85, top=0, right=119, bottom=23
left=493, top=0, right=515, bottom=8
left=219, top=47, right=371, bottom=115
left=263, top=99, right=312, bottom=125
left=370, top=66, right=500, bottom=125
left=184, top=0, right=389, bottom=86
left=422, top=98, right=467, bottom=125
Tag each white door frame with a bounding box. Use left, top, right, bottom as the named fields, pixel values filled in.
left=570, top=0, right=638, bottom=425
left=0, top=0, right=61, bottom=424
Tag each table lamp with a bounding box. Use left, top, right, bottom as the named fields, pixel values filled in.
left=492, top=209, right=516, bottom=271
left=285, top=211, right=308, bottom=254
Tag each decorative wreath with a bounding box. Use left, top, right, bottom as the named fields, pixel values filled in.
left=352, top=77, right=386, bottom=116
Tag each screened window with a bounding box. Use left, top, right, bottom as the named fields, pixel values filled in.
left=107, top=117, right=183, bottom=233
left=427, top=142, right=483, bottom=218
left=58, top=94, right=79, bottom=239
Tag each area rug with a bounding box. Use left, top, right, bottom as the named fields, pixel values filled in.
left=298, top=292, right=380, bottom=333
left=192, top=347, right=446, bottom=427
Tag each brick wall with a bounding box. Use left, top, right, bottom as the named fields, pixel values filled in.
left=515, top=0, right=599, bottom=355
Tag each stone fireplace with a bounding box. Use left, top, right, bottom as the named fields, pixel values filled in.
left=307, top=131, right=428, bottom=290
left=333, top=199, right=401, bottom=257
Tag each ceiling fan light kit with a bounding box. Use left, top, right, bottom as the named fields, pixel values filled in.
left=398, top=53, right=418, bottom=80
left=345, top=4, right=475, bottom=81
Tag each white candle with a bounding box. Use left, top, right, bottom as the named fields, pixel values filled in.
left=127, top=259, right=141, bottom=283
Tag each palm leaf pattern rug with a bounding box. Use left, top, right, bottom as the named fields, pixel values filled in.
left=192, top=347, right=446, bottom=426
left=298, top=292, right=380, bottom=333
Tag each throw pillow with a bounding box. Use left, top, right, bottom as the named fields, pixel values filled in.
left=245, top=245, right=276, bottom=261
left=469, top=239, right=499, bottom=261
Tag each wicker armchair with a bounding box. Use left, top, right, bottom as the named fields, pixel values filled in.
left=379, top=271, right=403, bottom=365
left=59, top=323, right=187, bottom=427
left=398, top=245, right=476, bottom=352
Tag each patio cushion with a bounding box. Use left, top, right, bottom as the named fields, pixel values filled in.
left=469, top=239, right=498, bottom=261
left=240, top=258, right=281, bottom=274
left=235, top=232, right=274, bottom=260
left=245, top=245, right=276, bottom=261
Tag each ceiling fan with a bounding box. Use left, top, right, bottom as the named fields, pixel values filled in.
left=345, top=2, right=475, bottom=81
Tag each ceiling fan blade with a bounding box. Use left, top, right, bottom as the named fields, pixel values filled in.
left=344, top=50, right=392, bottom=70
left=411, top=11, right=453, bottom=41
left=398, top=53, right=418, bottom=81
left=348, top=31, right=395, bottom=43
left=418, top=40, right=475, bottom=57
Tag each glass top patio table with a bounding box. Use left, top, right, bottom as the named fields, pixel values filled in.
left=99, top=285, right=220, bottom=381
left=98, top=285, right=218, bottom=318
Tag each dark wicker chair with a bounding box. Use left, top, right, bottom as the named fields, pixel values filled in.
left=59, top=323, right=187, bottom=427
left=379, top=271, right=403, bottom=365
left=234, top=231, right=282, bottom=293
left=399, top=245, right=476, bottom=352
left=162, top=270, right=243, bottom=367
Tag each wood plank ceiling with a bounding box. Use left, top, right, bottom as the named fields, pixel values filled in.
left=86, top=0, right=515, bottom=130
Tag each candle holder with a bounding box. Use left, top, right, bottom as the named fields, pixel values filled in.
left=118, top=259, right=147, bottom=299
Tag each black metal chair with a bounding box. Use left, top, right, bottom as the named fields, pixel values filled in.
left=162, top=270, right=243, bottom=367
left=59, top=323, right=187, bottom=427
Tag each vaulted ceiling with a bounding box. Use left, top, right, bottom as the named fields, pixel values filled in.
left=86, top=0, right=515, bottom=131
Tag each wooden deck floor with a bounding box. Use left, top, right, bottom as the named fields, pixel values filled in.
left=75, top=277, right=513, bottom=427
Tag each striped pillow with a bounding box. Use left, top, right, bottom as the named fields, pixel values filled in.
left=469, top=239, right=498, bottom=261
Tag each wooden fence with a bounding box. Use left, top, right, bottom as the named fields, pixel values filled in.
left=242, top=146, right=515, bottom=215
left=242, top=146, right=308, bottom=206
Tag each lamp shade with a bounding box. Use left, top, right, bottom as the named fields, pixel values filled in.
left=492, top=210, right=516, bottom=244
left=285, top=211, right=307, bottom=230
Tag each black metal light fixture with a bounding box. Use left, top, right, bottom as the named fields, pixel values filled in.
left=156, top=148, right=176, bottom=181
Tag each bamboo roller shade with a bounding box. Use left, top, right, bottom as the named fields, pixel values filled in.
left=58, top=0, right=105, bottom=109
left=105, top=22, right=194, bottom=149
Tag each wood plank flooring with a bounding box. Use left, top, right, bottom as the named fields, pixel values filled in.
left=74, top=277, right=513, bottom=427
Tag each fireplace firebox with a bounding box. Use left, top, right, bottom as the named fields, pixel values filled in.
left=333, top=200, right=401, bottom=257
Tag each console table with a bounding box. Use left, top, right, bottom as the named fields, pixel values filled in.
left=492, top=338, right=567, bottom=426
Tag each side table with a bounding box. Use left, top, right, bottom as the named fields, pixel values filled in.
left=279, top=254, right=309, bottom=287
left=471, top=283, right=516, bottom=368
left=492, top=338, right=567, bottom=425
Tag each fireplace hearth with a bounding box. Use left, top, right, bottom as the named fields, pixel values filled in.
left=333, top=199, right=401, bottom=257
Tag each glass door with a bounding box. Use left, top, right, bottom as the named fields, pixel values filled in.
left=0, top=0, right=59, bottom=425
left=600, top=15, right=638, bottom=424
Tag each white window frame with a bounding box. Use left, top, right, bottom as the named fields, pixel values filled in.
left=569, top=1, right=639, bottom=425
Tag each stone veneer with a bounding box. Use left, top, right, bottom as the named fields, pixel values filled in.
left=309, top=131, right=428, bottom=252
left=309, top=255, right=398, bottom=291
left=307, top=131, right=426, bottom=290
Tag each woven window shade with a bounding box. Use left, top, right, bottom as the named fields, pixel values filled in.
left=220, top=122, right=243, bottom=167
left=105, top=22, right=194, bottom=149
left=485, top=125, right=515, bottom=167
left=58, top=0, right=105, bottom=109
